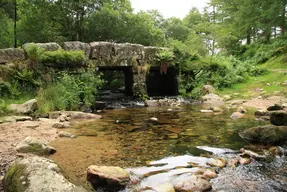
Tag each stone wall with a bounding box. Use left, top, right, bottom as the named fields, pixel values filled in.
left=0, top=41, right=174, bottom=96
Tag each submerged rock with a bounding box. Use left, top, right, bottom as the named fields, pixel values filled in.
left=239, top=124, right=287, bottom=145
left=87, top=165, right=130, bottom=189
left=3, top=156, right=86, bottom=192
left=270, top=110, right=287, bottom=126
left=15, top=137, right=56, bottom=155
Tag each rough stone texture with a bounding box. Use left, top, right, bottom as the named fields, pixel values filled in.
left=89, top=42, right=145, bottom=66
left=49, top=111, right=102, bottom=120
left=172, top=174, right=212, bottom=192
left=58, top=131, right=76, bottom=138
left=230, top=112, right=245, bottom=119
left=52, top=122, right=71, bottom=129
left=270, top=111, right=287, bottom=126
left=0, top=116, right=32, bottom=124
left=237, top=106, right=247, bottom=114
left=144, top=99, right=182, bottom=107
left=23, top=42, right=61, bottom=52
left=223, top=95, right=232, bottom=101
left=254, top=110, right=270, bottom=117
left=15, top=137, right=56, bottom=155
left=267, top=104, right=284, bottom=111
left=212, top=107, right=223, bottom=112
left=0, top=48, right=25, bottom=64
left=3, top=156, right=87, bottom=192
left=201, top=85, right=216, bottom=95
left=201, top=93, right=225, bottom=109
left=239, top=124, right=287, bottom=145
left=87, top=165, right=130, bottom=189
left=9, top=99, right=38, bottom=114
left=62, top=41, right=91, bottom=59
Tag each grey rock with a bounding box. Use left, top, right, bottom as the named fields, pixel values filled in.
left=254, top=110, right=270, bottom=117
left=9, top=99, right=37, bottom=114
left=87, top=165, right=130, bottom=189
left=15, top=137, right=56, bottom=155
left=201, top=94, right=224, bottom=109
left=52, top=122, right=71, bottom=129
left=0, top=48, right=25, bottom=63
left=3, top=156, right=87, bottom=192
left=223, top=95, right=232, bottom=101
left=58, top=131, right=76, bottom=138
left=267, top=104, right=284, bottom=111
left=270, top=111, right=287, bottom=126
left=237, top=106, right=247, bottom=114
left=62, top=41, right=91, bottom=59
left=50, top=111, right=102, bottom=120
left=230, top=112, right=244, bottom=119
left=172, top=174, right=212, bottom=192
left=239, top=124, right=287, bottom=145
left=23, top=42, right=61, bottom=52
left=201, top=85, right=216, bottom=94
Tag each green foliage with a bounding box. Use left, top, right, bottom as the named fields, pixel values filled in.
left=0, top=99, right=8, bottom=116
left=156, top=50, right=174, bottom=64
left=3, top=164, right=28, bottom=192
left=40, top=49, right=86, bottom=68
left=37, top=72, right=103, bottom=114
left=25, top=44, right=43, bottom=68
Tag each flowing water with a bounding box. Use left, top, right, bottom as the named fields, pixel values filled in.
left=50, top=103, right=287, bottom=191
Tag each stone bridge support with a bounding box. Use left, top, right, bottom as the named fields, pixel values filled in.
left=0, top=41, right=178, bottom=97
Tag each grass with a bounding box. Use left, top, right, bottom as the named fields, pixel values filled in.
left=3, top=164, right=28, bottom=192
left=218, top=54, right=287, bottom=99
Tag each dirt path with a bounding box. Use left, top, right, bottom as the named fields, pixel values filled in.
left=0, top=120, right=58, bottom=191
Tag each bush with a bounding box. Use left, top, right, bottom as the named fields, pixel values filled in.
left=40, top=49, right=86, bottom=68
left=37, top=72, right=103, bottom=114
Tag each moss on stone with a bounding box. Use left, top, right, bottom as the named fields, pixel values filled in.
left=3, top=164, right=28, bottom=192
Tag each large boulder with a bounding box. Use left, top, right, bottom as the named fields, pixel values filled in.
left=239, top=124, right=287, bottom=145
left=270, top=111, right=287, bottom=126
left=9, top=99, right=38, bottom=114
left=15, top=137, right=56, bottom=155
left=3, top=156, right=86, bottom=192
left=201, top=85, right=216, bottom=95
left=201, top=93, right=224, bottom=109
left=23, top=42, right=61, bottom=52
left=62, top=41, right=91, bottom=59
left=172, top=174, right=212, bottom=192
left=0, top=48, right=25, bottom=64
left=87, top=165, right=130, bottom=190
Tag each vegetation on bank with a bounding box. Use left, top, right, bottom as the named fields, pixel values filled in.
left=0, top=46, right=103, bottom=116
left=0, top=0, right=286, bottom=116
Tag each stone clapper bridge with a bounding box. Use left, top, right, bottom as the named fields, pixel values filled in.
left=0, top=41, right=179, bottom=97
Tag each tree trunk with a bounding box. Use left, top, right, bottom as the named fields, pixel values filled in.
left=14, top=0, right=17, bottom=48
left=246, top=27, right=251, bottom=44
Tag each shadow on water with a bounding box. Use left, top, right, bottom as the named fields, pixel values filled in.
left=50, top=103, right=287, bottom=191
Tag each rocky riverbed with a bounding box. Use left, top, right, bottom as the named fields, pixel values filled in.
left=1, top=94, right=287, bottom=192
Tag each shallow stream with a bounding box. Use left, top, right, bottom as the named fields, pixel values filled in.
left=50, top=104, right=287, bottom=191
